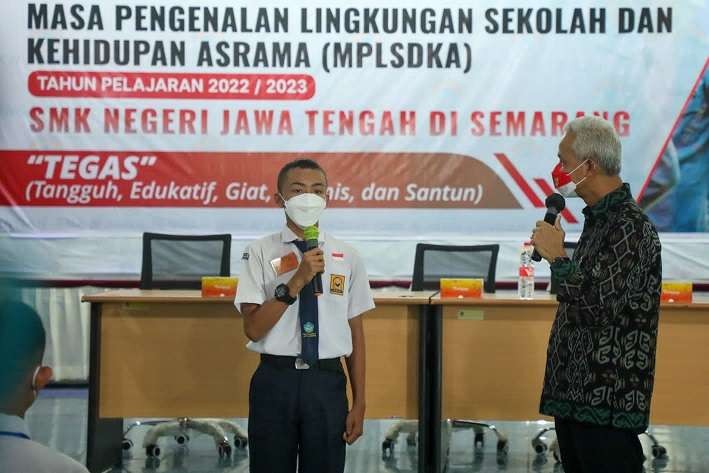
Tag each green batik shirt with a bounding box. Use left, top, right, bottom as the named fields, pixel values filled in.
left=540, top=183, right=662, bottom=433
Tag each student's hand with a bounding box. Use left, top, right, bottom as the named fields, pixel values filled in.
left=289, top=248, right=325, bottom=293
left=343, top=404, right=365, bottom=445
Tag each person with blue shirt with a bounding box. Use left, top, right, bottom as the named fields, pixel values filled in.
left=643, top=69, right=708, bottom=231
left=0, top=300, right=89, bottom=473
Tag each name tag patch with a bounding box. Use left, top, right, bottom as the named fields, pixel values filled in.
left=330, top=274, right=345, bottom=295
left=270, top=252, right=298, bottom=276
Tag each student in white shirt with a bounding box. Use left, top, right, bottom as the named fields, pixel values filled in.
left=0, top=300, right=89, bottom=473
left=235, top=158, right=375, bottom=473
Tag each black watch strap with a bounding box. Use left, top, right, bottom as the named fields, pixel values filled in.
left=275, top=283, right=297, bottom=305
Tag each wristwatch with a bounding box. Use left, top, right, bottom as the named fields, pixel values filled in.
left=275, top=283, right=296, bottom=305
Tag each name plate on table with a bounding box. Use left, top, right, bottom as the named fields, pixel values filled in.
left=440, top=278, right=483, bottom=299
left=661, top=281, right=692, bottom=303
left=201, top=276, right=238, bottom=298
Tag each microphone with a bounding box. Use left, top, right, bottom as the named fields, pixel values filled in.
left=303, top=225, right=323, bottom=296
left=532, top=193, right=566, bottom=262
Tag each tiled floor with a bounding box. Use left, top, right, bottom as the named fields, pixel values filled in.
left=24, top=389, right=709, bottom=472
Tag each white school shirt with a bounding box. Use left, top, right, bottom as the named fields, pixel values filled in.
left=0, top=413, right=89, bottom=473
left=235, top=226, right=375, bottom=358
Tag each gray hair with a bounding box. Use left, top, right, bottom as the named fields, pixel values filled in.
left=564, top=116, right=621, bottom=175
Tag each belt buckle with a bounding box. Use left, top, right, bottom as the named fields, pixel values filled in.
left=295, top=358, right=310, bottom=370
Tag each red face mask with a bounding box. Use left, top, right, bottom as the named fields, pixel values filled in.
left=551, top=160, right=588, bottom=198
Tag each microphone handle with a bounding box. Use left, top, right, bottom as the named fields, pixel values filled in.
left=531, top=210, right=559, bottom=262
left=306, top=238, right=324, bottom=295
left=312, top=273, right=323, bottom=296
left=530, top=250, right=543, bottom=262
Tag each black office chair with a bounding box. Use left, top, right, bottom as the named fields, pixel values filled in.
left=532, top=420, right=668, bottom=464
left=548, top=241, right=578, bottom=295
left=411, top=243, right=499, bottom=293
left=383, top=244, right=509, bottom=461
left=123, top=233, right=247, bottom=460
left=140, top=232, right=231, bottom=289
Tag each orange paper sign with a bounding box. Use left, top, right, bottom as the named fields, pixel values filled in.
left=440, top=278, right=483, bottom=298
left=201, top=276, right=238, bottom=298
left=270, top=252, right=299, bottom=276
left=661, top=281, right=692, bottom=303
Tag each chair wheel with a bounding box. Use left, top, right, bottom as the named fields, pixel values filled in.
left=533, top=441, right=547, bottom=454
left=175, top=434, right=190, bottom=445
left=234, top=436, right=248, bottom=449
left=218, top=442, right=232, bottom=458
left=652, top=444, right=668, bottom=459
left=382, top=439, right=394, bottom=457
left=497, top=439, right=509, bottom=454
left=122, top=438, right=133, bottom=451
left=406, top=435, right=417, bottom=447
left=474, top=432, right=484, bottom=448
left=532, top=454, right=548, bottom=468
left=146, top=444, right=160, bottom=457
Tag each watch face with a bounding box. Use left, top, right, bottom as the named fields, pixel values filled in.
left=276, top=284, right=287, bottom=297
left=276, top=284, right=291, bottom=301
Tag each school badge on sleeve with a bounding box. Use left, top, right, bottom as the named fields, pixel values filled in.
left=330, top=274, right=345, bottom=295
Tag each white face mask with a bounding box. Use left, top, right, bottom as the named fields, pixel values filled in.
left=280, top=193, right=326, bottom=228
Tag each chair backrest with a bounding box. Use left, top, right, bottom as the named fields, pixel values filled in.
left=412, top=243, right=500, bottom=293
left=549, top=241, right=578, bottom=295
left=140, top=233, right=231, bottom=289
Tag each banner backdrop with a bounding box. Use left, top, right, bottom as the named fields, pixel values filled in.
left=1, top=1, right=707, bottom=280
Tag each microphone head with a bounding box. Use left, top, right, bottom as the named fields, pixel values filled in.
left=303, top=225, right=319, bottom=242
left=545, top=193, right=566, bottom=212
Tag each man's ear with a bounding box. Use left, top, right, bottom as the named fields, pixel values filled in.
left=274, top=192, right=286, bottom=208
left=34, top=366, right=53, bottom=391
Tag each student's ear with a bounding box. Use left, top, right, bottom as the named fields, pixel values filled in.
left=34, top=366, right=53, bottom=391
left=275, top=192, right=286, bottom=208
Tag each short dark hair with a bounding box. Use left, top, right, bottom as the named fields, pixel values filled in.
left=277, top=159, right=327, bottom=193
left=0, top=301, right=46, bottom=401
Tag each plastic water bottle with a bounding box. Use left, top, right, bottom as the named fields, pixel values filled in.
left=518, top=241, right=535, bottom=300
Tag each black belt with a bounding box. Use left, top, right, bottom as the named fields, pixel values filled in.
left=260, top=354, right=343, bottom=373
